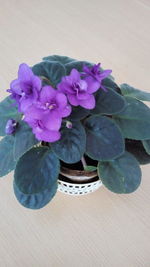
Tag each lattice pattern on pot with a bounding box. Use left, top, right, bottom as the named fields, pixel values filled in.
left=57, top=179, right=102, bottom=195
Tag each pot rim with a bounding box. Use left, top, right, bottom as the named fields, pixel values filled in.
left=60, top=166, right=98, bottom=183
left=60, top=166, right=97, bottom=177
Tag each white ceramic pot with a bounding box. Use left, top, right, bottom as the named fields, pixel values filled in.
left=58, top=167, right=102, bottom=195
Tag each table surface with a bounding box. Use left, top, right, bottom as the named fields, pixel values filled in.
left=0, top=0, right=150, bottom=266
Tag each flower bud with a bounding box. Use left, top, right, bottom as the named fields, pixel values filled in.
left=5, top=119, right=17, bottom=135
left=66, top=121, right=72, bottom=129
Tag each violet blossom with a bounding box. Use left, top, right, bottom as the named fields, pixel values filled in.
left=24, top=85, right=71, bottom=142
left=7, top=63, right=42, bottom=113
left=83, top=63, right=112, bottom=92
left=6, top=61, right=112, bottom=142
left=24, top=107, right=61, bottom=142
left=57, top=69, right=98, bottom=109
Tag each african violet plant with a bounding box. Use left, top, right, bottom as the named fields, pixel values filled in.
left=1, top=55, right=150, bottom=209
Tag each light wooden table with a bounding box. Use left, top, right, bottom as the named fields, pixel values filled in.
left=0, top=0, right=150, bottom=266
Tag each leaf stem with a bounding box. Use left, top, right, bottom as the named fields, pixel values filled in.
left=81, top=156, right=87, bottom=170
left=40, top=76, right=52, bottom=86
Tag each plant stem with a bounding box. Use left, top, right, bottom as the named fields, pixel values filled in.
left=40, top=76, right=52, bottom=86
left=81, top=156, right=87, bottom=170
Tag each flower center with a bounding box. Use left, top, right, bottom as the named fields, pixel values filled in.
left=21, top=92, right=26, bottom=97
left=45, top=102, right=57, bottom=110
left=90, top=64, right=102, bottom=79
left=92, top=66, right=100, bottom=75
left=72, top=80, right=87, bottom=95
left=24, top=83, right=33, bottom=96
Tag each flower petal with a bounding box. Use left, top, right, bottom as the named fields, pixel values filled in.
left=20, top=98, right=34, bottom=113
left=100, top=69, right=112, bottom=79
left=85, top=76, right=100, bottom=93
left=83, top=65, right=91, bottom=74
left=31, top=76, right=42, bottom=91
left=40, top=86, right=56, bottom=104
left=57, top=81, right=75, bottom=94
left=34, top=129, right=61, bottom=142
left=69, top=69, right=80, bottom=82
left=43, top=112, right=62, bottom=131
left=77, top=92, right=89, bottom=100
left=55, top=92, right=67, bottom=108
left=24, top=105, right=43, bottom=120
left=59, top=105, right=72, bottom=118
left=10, top=79, right=22, bottom=95
left=79, top=94, right=95, bottom=109
left=18, top=63, right=33, bottom=81
left=25, top=118, right=37, bottom=129
left=57, top=81, right=65, bottom=93
left=67, top=94, right=79, bottom=106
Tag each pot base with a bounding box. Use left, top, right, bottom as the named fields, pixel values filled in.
left=58, top=178, right=102, bottom=195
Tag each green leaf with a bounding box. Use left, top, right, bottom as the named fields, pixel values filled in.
left=98, top=151, right=141, bottom=193
left=65, top=61, right=93, bottom=75
left=68, top=106, right=90, bottom=121
left=102, top=78, right=121, bottom=94
left=120, top=83, right=150, bottom=101
left=14, top=121, right=39, bottom=160
left=51, top=121, right=86, bottom=163
left=32, top=61, right=66, bottom=87
left=126, top=139, right=150, bottom=164
left=14, top=147, right=60, bottom=194
left=43, top=54, right=76, bottom=65
left=0, top=135, right=16, bottom=177
left=0, top=97, right=22, bottom=136
left=91, top=87, right=126, bottom=115
left=85, top=115, right=124, bottom=161
left=84, top=165, right=97, bottom=172
left=113, top=96, right=150, bottom=140
left=142, top=140, right=150, bottom=155
left=13, top=180, right=57, bottom=209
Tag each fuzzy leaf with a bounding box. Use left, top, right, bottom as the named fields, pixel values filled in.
left=98, top=151, right=141, bottom=193
left=102, top=78, right=121, bottom=93
left=14, top=147, right=60, bottom=194
left=14, top=121, right=39, bottom=160
left=0, top=135, right=16, bottom=177
left=51, top=121, right=86, bottom=163
left=32, top=61, right=66, bottom=87
left=114, top=96, right=150, bottom=140
left=91, top=87, right=126, bottom=115
left=120, top=83, right=150, bottom=101
left=85, top=115, right=124, bottom=161
left=13, top=181, right=57, bottom=209
left=126, top=139, right=150, bottom=164
left=68, top=106, right=90, bottom=121
left=43, top=55, right=76, bottom=65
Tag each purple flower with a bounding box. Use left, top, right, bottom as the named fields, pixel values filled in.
left=83, top=63, right=112, bottom=92
left=39, top=85, right=71, bottom=125
left=24, top=109, right=61, bottom=142
left=24, top=85, right=71, bottom=142
left=7, top=63, right=42, bottom=113
left=57, top=69, right=98, bottom=109
left=5, top=119, right=17, bottom=135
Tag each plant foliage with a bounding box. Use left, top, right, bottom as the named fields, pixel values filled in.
left=0, top=55, right=150, bottom=209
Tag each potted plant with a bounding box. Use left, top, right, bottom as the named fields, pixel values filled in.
left=0, top=55, right=150, bottom=209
